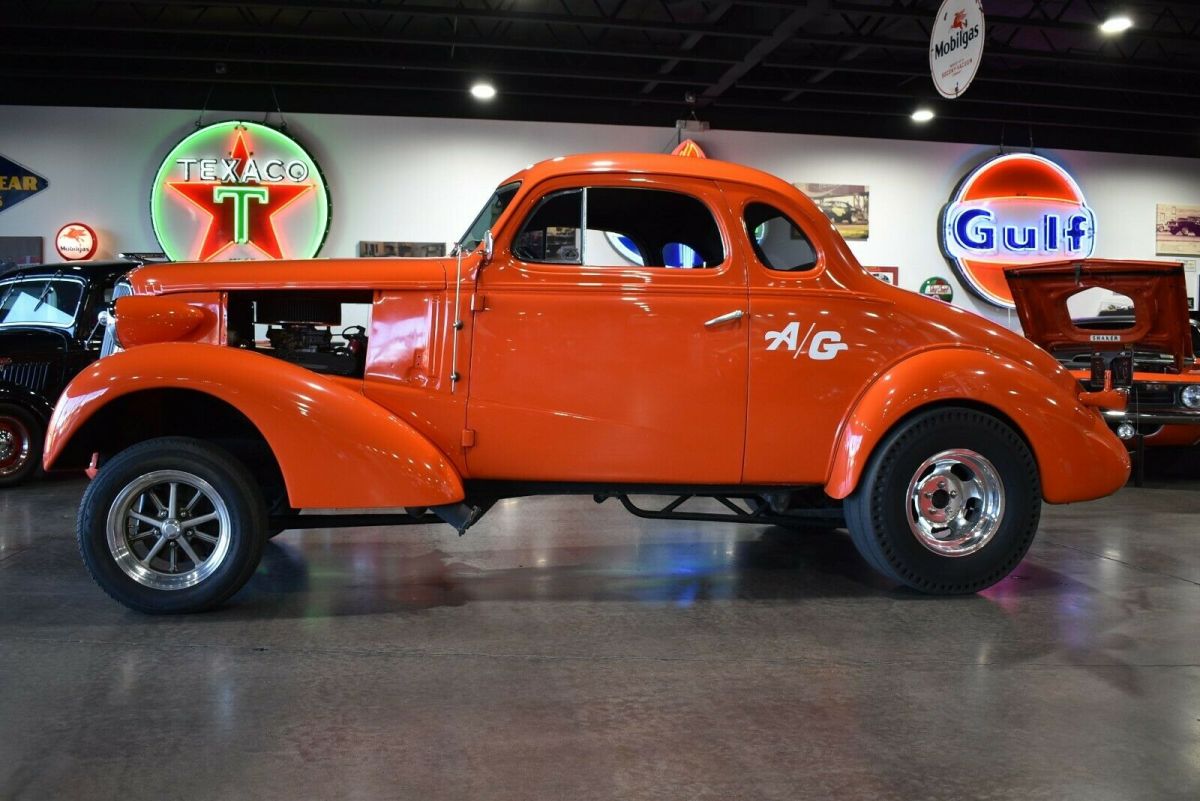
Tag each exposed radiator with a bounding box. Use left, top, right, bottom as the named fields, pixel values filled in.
left=0, top=361, right=51, bottom=393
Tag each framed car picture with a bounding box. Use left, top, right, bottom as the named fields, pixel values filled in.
left=867, top=266, right=899, bottom=285
left=795, top=183, right=869, bottom=240
left=1157, top=204, right=1200, bottom=256
left=358, top=241, right=447, bottom=258
left=0, top=236, right=43, bottom=273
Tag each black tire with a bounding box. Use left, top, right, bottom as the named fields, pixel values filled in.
left=77, top=437, right=267, bottom=613
left=844, top=407, right=1041, bottom=594
left=0, top=403, right=44, bottom=488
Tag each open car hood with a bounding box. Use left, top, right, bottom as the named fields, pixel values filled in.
left=1005, top=259, right=1192, bottom=370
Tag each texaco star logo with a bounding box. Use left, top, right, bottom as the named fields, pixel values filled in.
left=151, top=121, right=330, bottom=262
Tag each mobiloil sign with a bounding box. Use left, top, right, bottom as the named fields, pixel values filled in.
left=940, top=153, right=1095, bottom=308
left=151, top=121, right=330, bottom=261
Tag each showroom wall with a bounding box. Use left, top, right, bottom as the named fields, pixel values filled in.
left=2, top=104, right=1199, bottom=329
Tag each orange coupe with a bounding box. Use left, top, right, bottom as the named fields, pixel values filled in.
left=45, top=153, right=1131, bottom=612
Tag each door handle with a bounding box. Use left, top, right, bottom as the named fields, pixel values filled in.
left=704, top=310, right=745, bottom=328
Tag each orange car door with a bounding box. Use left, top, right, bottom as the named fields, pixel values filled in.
left=721, top=183, right=895, bottom=485
left=465, top=174, right=749, bottom=483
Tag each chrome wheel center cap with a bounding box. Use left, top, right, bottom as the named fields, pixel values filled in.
left=916, top=476, right=962, bottom=525
left=161, top=520, right=182, bottom=540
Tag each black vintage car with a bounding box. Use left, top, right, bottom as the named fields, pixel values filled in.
left=0, top=261, right=136, bottom=486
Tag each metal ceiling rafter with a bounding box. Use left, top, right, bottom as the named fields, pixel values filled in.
left=98, top=0, right=773, bottom=41
left=640, top=0, right=733, bottom=94
left=830, top=0, right=1200, bottom=45
left=8, top=63, right=1194, bottom=140
left=0, top=18, right=746, bottom=65
left=698, top=0, right=830, bottom=107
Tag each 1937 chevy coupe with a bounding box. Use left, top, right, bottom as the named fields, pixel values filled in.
left=44, top=153, right=1131, bottom=613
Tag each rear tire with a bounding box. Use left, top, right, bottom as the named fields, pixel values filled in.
left=844, top=407, right=1041, bottom=594
left=77, top=437, right=267, bottom=613
left=0, top=404, right=43, bottom=487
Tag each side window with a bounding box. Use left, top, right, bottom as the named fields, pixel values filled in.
left=745, top=202, right=818, bottom=272
left=513, top=186, right=724, bottom=268
left=513, top=189, right=583, bottom=264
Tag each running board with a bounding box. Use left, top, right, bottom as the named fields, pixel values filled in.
left=604, top=493, right=844, bottom=527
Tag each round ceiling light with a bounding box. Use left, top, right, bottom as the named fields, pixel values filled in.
left=911, top=108, right=935, bottom=123
left=1099, top=16, right=1133, bottom=34
left=470, top=82, right=497, bottom=100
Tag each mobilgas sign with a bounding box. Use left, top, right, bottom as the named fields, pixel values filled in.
left=929, top=0, right=985, bottom=99
left=0, top=154, right=49, bottom=215
left=940, top=153, right=1095, bottom=309
left=151, top=121, right=330, bottom=262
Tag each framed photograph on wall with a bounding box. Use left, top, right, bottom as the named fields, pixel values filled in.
left=1156, top=204, right=1200, bottom=256
left=0, top=236, right=43, bottom=274
left=359, top=241, right=447, bottom=258
left=867, top=266, right=898, bottom=285
left=795, top=183, right=869, bottom=240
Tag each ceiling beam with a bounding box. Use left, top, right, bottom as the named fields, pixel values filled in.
left=698, top=0, right=830, bottom=106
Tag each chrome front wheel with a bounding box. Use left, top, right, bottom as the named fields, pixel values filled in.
left=79, top=437, right=267, bottom=613
left=106, top=470, right=233, bottom=591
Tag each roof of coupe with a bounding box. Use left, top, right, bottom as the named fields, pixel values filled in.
left=503, top=152, right=801, bottom=196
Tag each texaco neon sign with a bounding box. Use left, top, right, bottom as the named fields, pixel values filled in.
left=150, top=121, right=330, bottom=262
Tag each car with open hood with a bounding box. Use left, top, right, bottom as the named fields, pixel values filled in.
left=44, top=153, right=1131, bottom=613
left=1007, top=259, right=1200, bottom=449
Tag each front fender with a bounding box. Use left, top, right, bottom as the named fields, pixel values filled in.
left=825, top=348, right=1130, bottom=504
left=0, top=381, right=54, bottom=423
left=45, top=343, right=464, bottom=509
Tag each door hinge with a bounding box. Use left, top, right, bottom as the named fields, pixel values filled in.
left=461, top=428, right=477, bottom=448
left=470, top=293, right=487, bottom=312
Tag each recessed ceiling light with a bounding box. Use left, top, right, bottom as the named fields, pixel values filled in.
left=911, top=108, right=935, bottom=123
left=470, top=82, right=497, bottom=100
left=1099, top=15, right=1133, bottom=34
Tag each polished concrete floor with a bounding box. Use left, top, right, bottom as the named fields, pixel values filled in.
left=1, top=475, right=1199, bottom=801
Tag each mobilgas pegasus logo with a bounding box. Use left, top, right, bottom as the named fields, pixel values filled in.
left=940, top=153, right=1096, bottom=309
left=150, top=121, right=330, bottom=262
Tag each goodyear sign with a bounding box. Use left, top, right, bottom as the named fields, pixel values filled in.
left=0, top=154, right=49, bottom=214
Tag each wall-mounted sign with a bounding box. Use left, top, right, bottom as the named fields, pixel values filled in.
left=941, top=153, right=1095, bottom=308
left=920, top=277, right=954, bottom=302
left=151, top=121, right=330, bottom=262
left=868, top=266, right=899, bottom=285
left=0, top=154, right=49, bottom=215
left=0, top=237, right=42, bottom=271
left=796, top=183, right=869, bottom=240
left=929, top=0, right=984, bottom=99
left=359, top=241, right=447, bottom=258
left=1156, top=203, right=1200, bottom=256
left=55, top=222, right=98, bottom=261
left=671, top=139, right=707, bottom=158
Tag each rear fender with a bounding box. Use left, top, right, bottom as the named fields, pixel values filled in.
left=45, top=343, right=464, bottom=509
left=825, top=348, right=1130, bottom=504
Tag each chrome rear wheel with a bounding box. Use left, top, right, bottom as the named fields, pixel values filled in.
left=907, top=449, right=1005, bottom=557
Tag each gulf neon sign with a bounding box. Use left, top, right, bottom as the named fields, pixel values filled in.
left=941, top=153, right=1095, bottom=308
left=150, top=121, right=330, bottom=262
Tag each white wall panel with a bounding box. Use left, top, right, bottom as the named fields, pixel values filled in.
left=1, top=104, right=1198, bottom=328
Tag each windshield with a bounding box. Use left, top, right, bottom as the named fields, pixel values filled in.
left=0, top=278, right=84, bottom=328
left=456, top=182, right=520, bottom=253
